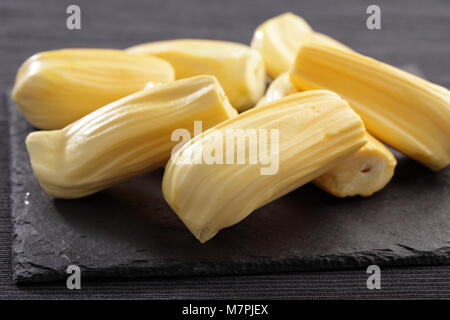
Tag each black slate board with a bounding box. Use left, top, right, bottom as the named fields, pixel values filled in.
left=8, top=94, right=450, bottom=284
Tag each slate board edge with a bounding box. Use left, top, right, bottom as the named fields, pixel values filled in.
left=12, top=248, right=450, bottom=284
left=6, top=92, right=450, bottom=285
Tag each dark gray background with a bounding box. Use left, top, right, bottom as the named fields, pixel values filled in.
left=1, top=0, right=449, bottom=299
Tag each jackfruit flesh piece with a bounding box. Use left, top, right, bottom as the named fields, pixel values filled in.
left=126, top=39, right=266, bottom=111
left=251, top=12, right=351, bottom=79
left=162, top=90, right=367, bottom=243
left=290, top=42, right=450, bottom=171
left=256, top=72, right=297, bottom=107
left=314, top=134, right=397, bottom=197
left=257, top=72, right=397, bottom=197
left=26, top=76, right=237, bottom=199
left=12, top=49, right=175, bottom=130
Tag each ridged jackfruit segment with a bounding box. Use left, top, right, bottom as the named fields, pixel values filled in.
left=26, top=76, right=237, bottom=199
left=127, top=39, right=266, bottom=111
left=162, top=90, right=367, bottom=243
left=12, top=49, right=175, bottom=130
left=257, top=72, right=397, bottom=197
left=311, top=32, right=351, bottom=52
left=250, top=12, right=351, bottom=78
left=290, top=42, right=450, bottom=170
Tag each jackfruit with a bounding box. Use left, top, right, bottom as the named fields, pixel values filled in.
left=290, top=42, right=450, bottom=170
left=162, top=90, right=367, bottom=242
left=251, top=12, right=351, bottom=79
left=127, top=39, right=266, bottom=111
left=13, top=49, right=175, bottom=129
left=26, top=76, right=237, bottom=198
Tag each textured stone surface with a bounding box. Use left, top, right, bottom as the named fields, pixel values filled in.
left=8, top=95, right=450, bottom=284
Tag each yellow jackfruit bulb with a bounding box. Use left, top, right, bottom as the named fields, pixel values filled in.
left=251, top=12, right=351, bottom=79
left=314, top=134, right=397, bottom=197
left=257, top=72, right=397, bottom=197
left=256, top=72, right=297, bottom=107
left=126, top=39, right=266, bottom=111
left=26, top=76, right=237, bottom=199
left=290, top=42, right=450, bottom=171
left=12, top=49, right=175, bottom=130
left=162, top=90, right=367, bottom=243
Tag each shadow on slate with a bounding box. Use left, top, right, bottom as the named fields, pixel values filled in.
left=7, top=93, right=450, bottom=284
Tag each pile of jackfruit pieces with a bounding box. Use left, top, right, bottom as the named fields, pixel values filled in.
left=13, top=13, right=450, bottom=243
